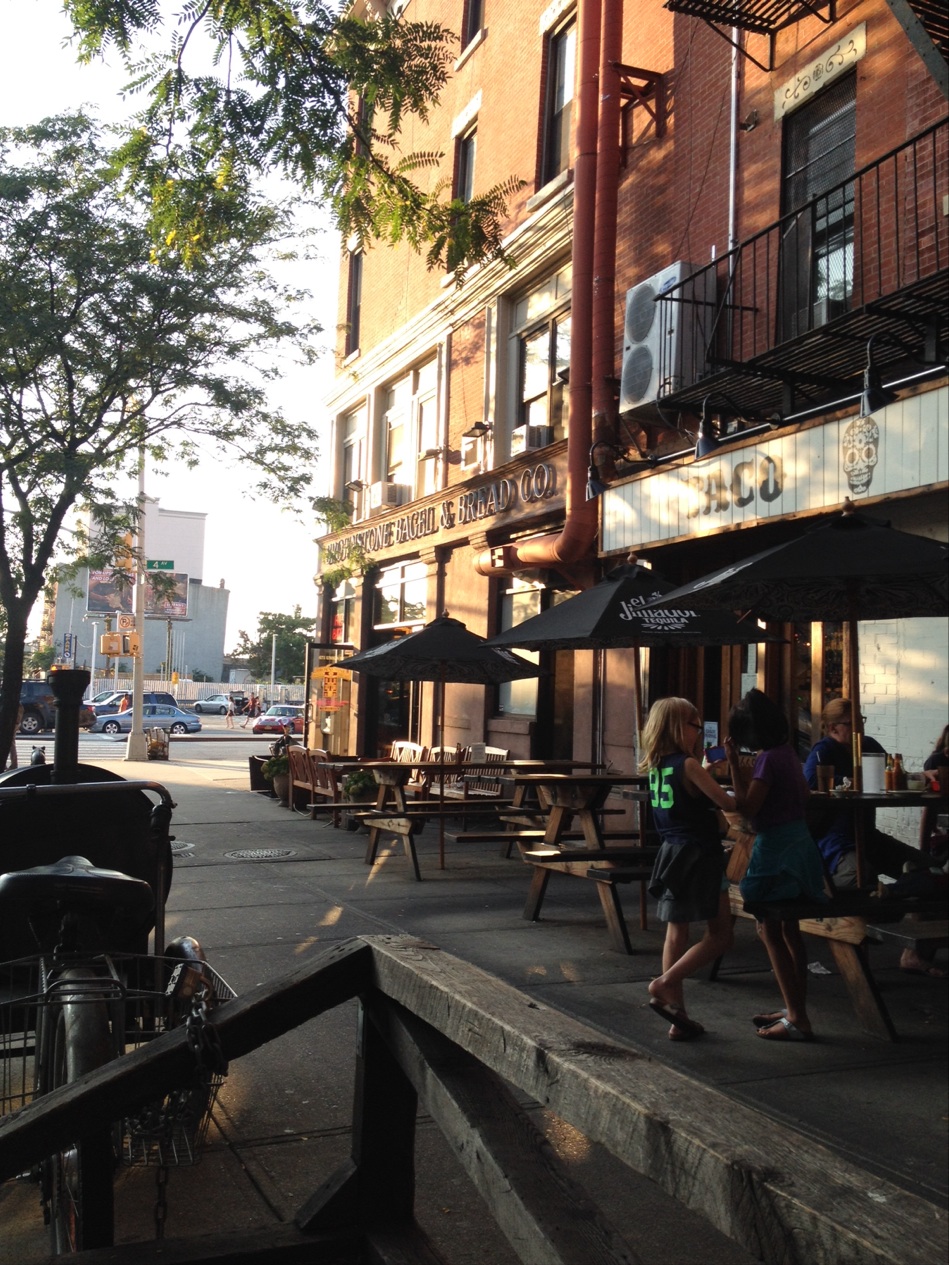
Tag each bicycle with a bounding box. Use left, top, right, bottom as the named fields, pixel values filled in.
left=0, top=779, right=232, bottom=1254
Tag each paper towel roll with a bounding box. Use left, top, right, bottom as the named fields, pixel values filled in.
left=862, top=752, right=885, bottom=793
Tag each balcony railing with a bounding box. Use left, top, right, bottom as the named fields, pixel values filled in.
left=653, top=118, right=948, bottom=419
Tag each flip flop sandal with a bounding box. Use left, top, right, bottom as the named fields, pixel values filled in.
left=757, top=1017, right=814, bottom=1042
left=648, top=997, right=705, bottom=1037
left=752, top=1008, right=788, bottom=1028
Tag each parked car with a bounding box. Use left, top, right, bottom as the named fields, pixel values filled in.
left=252, top=705, right=305, bottom=735
left=194, top=692, right=247, bottom=715
left=86, top=689, right=119, bottom=706
left=93, top=691, right=179, bottom=716
left=90, top=704, right=201, bottom=736
left=17, top=680, right=95, bottom=734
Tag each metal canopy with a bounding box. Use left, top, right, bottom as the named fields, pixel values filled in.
left=664, top=0, right=835, bottom=71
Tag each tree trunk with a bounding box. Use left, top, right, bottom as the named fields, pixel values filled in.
left=1, top=607, right=31, bottom=770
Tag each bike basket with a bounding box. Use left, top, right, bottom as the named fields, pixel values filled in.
left=0, top=952, right=235, bottom=1168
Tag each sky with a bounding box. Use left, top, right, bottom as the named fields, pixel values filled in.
left=2, top=1, right=340, bottom=650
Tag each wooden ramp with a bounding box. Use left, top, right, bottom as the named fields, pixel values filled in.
left=0, top=936, right=941, bottom=1265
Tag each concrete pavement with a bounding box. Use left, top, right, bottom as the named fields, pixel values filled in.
left=1, top=746, right=946, bottom=1263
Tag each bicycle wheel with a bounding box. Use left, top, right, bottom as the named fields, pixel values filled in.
left=42, top=970, right=116, bottom=1253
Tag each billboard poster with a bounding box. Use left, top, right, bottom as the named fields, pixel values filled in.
left=86, top=570, right=189, bottom=618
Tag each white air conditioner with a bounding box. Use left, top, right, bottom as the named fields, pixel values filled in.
left=368, top=481, right=408, bottom=514
left=619, top=261, right=715, bottom=416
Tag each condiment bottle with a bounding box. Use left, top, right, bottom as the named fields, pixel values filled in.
left=891, top=753, right=906, bottom=791
left=884, top=755, right=895, bottom=792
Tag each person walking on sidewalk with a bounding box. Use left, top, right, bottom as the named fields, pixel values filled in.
left=641, top=697, right=738, bottom=1041
left=225, top=697, right=236, bottom=729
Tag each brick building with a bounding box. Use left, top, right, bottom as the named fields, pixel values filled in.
left=315, top=0, right=947, bottom=809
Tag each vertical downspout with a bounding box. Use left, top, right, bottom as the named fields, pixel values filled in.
left=728, top=28, right=740, bottom=254
left=591, top=0, right=624, bottom=768
left=512, top=0, right=601, bottom=576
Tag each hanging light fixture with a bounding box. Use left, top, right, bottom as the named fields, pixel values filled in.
left=859, top=335, right=898, bottom=418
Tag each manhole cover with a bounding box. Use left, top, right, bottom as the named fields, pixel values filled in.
left=171, top=840, right=194, bottom=854
left=225, top=848, right=296, bottom=860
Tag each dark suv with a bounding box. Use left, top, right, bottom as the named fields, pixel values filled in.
left=18, top=681, right=95, bottom=734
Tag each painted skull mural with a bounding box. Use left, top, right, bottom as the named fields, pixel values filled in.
left=842, top=415, right=880, bottom=495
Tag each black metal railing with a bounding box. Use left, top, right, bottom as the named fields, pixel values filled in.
left=654, top=117, right=948, bottom=417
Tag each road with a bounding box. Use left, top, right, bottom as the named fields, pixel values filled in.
left=11, top=712, right=279, bottom=768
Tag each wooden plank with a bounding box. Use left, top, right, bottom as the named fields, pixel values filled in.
left=0, top=939, right=373, bottom=1183
left=865, top=919, right=949, bottom=949
left=362, top=815, right=414, bottom=833
left=8, top=1225, right=361, bottom=1265
left=365, top=938, right=944, bottom=1265
left=826, top=941, right=897, bottom=1041
left=365, top=998, right=638, bottom=1265
left=362, top=1224, right=451, bottom=1265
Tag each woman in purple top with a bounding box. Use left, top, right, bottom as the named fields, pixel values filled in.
left=726, top=690, right=827, bottom=1042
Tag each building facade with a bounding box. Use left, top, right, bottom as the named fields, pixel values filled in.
left=48, top=500, right=231, bottom=683
left=317, top=0, right=947, bottom=811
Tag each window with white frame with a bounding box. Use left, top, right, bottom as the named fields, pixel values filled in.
left=340, top=407, right=366, bottom=512
left=382, top=358, right=439, bottom=499
left=542, top=18, right=576, bottom=187
left=510, top=264, right=571, bottom=454
left=463, top=0, right=484, bottom=48
left=374, top=561, right=428, bottom=629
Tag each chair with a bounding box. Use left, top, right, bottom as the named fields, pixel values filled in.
left=287, top=744, right=316, bottom=814
left=389, top=741, right=429, bottom=800
left=308, top=749, right=344, bottom=824
left=423, top=746, right=466, bottom=801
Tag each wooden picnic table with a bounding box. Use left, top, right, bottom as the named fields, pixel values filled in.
left=809, top=788, right=943, bottom=888
left=509, top=772, right=655, bottom=953
left=337, top=759, right=606, bottom=878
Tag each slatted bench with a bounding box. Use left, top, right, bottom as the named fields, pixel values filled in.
left=864, top=918, right=948, bottom=955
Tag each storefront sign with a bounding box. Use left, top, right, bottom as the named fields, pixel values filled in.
left=322, top=462, right=557, bottom=565
left=601, top=389, right=947, bottom=553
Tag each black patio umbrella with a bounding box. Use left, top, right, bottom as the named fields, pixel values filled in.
left=644, top=503, right=948, bottom=736
left=487, top=561, right=773, bottom=651
left=338, top=616, right=540, bottom=867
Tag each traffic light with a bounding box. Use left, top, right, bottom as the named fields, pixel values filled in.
left=121, top=633, right=142, bottom=657
left=100, top=631, right=141, bottom=656
left=115, top=532, right=135, bottom=570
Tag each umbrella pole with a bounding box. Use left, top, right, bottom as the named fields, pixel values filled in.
left=438, top=666, right=446, bottom=870
left=845, top=603, right=866, bottom=887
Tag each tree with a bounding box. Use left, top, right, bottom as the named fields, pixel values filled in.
left=230, top=607, right=316, bottom=681
left=0, top=113, right=320, bottom=759
left=63, top=0, right=520, bottom=278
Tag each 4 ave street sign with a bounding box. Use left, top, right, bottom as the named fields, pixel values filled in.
left=146, top=559, right=174, bottom=571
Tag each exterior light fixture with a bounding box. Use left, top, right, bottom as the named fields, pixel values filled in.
left=859, top=335, right=898, bottom=418
left=344, top=479, right=366, bottom=492
left=694, top=410, right=719, bottom=459
left=462, top=421, right=491, bottom=440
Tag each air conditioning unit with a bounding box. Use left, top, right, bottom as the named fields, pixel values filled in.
left=619, top=261, right=714, bottom=417
left=368, top=481, right=408, bottom=514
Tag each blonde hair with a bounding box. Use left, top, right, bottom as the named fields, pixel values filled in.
left=822, top=697, right=852, bottom=731
left=639, top=697, right=700, bottom=772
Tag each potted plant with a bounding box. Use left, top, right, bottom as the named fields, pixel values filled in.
left=261, top=752, right=290, bottom=805
left=342, top=767, right=377, bottom=831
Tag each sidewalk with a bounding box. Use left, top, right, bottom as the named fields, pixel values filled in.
left=1, top=749, right=946, bottom=1263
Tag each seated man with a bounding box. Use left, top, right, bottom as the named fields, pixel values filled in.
left=803, top=698, right=928, bottom=888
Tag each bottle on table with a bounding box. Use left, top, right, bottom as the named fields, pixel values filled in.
left=891, top=753, right=907, bottom=791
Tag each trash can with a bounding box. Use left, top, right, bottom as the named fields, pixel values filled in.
left=146, top=727, right=169, bottom=760
left=249, top=754, right=271, bottom=793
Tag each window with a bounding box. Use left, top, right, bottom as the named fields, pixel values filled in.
left=542, top=20, right=576, bottom=186
left=463, top=0, right=484, bottom=48
left=340, top=407, right=364, bottom=508
left=498, top=581, right=542, bottom=715
left=510, top=264, right=571, bottom=453
left=345, top=251, right=363, bottom=356
left=382, top=359, right=439, bottom=496
left=374, top=562, right=427, bottom=629
left=779, top=74, right=856, bottom=341
left=456, top=129, right=477, bottom=203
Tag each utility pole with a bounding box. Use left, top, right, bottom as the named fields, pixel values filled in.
left=126, top=444, right=148, bottom=761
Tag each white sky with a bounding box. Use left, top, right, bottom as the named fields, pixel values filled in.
left=2, top=1, right=340, bottom=649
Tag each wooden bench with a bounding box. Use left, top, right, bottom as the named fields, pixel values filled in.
left=362, top=813, right=422, bottom=881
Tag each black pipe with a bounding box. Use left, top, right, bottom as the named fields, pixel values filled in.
left=49, top=668, right=90, bottom=783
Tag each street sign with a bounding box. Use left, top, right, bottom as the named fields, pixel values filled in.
left=117, top=614, right=136, bottom=631
left=146, top=559, right=174, bottom=571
